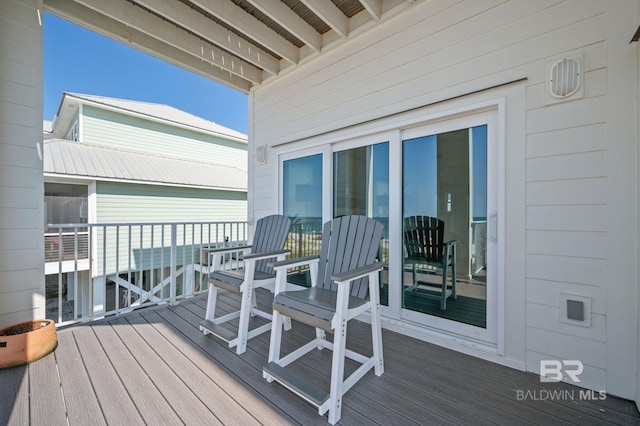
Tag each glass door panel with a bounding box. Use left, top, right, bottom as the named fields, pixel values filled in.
left=334, top=142, right=389, bottom=305
left=402, top=125, right=488, bottom=328
left=282, top=154, right=323, bottom=286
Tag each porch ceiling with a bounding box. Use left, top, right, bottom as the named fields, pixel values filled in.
left=44, top=0, right=413, bottom=93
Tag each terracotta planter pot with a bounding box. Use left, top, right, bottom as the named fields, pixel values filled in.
left=0, top=319, right=58, bottom=369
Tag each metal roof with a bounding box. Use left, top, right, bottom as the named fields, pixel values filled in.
left=51, top=93, right=247, bottom=142
left=44, top=138, right=247, bottom=191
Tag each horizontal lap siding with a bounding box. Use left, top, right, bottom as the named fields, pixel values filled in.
left=524, top=26, right=608, bottom=389
left=251, top=0, right=636, bottom=395
left=82, top=106, right=247, bottom=170
left=0, top=0, right=45, bottom=327
left=94, top=182, right=247, bottom=274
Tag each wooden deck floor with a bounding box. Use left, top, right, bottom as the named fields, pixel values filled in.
left=1, top=290, right=639, bottom=425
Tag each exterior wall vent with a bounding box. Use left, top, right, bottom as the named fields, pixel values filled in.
left=255, top=144, right=267, bottom=164
left=559, top=293, right=591, bottom=328
left=548, top=56, right=582, bottom=99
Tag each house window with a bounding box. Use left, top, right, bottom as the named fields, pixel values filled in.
left=44, top=183, right=88, bottom=232
left=65, top=120, right=79, bottom=141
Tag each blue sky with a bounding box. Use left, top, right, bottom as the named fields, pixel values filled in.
left=43, top=13, right=249, bottom=134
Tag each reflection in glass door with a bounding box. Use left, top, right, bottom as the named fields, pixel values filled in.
left=334, top=143, right=389, bottom=304
left=402, top=125, right=488, bottom=328
left=282, top=154, right=323, bottom=286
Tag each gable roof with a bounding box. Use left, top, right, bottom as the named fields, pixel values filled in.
left=51, top=92, right=247, bottom=142
left=44, top=138, right=247, bottom=192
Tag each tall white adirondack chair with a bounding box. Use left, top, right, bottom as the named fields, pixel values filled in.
left=200, top=214, right=291, bottom=354
left=263, top=215, right=385, bottom=424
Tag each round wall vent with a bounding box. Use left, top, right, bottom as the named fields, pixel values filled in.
left=255, top=144, right=267, bottom=164
left=549, top=57, right=581, bottom=98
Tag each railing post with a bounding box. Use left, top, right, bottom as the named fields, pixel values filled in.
left=170, top=223, right=177, bottom=304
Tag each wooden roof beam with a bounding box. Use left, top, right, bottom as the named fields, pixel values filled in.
left=359, top=0, right=382, bottom=20
left=300, top=0, right=349, bottom=38
left=46, top=0, right=253, bottom=92
left=71, top=0, right=263, bottom=84
left=189, top=0, right=299, bottom=65
left=134, top=0, right=280, bottom=75
left=245, top=0, right=322, bottom=51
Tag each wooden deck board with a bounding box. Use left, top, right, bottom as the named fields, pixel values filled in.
left=0, top=365, right=29, bottom=425
left=53, top=331, right=107, bottom=425
left=1, top=291, right=639, bottom=426
left=28, top=350, right=68, bottom=426
left=108, top=315, right=224, bottom=426
left=124, top=311, right=266, bottom=425
left=71, top=326, right=145, bottom=425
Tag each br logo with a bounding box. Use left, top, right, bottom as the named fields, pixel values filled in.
left=539, top=360, right=584, bottom=383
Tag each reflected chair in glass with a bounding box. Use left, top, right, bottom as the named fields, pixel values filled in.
left=404, top=215, right=457, bottom=310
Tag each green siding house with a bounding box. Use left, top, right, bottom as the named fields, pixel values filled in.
left=43, top=92, right=248, bottom=317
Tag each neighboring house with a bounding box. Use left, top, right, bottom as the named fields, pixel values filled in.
left=43, top=93, right=248, bottom=316
left=3, top=0, right=640, bottom=414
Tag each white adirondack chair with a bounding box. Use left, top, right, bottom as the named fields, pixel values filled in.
left=200, top=214, right=291, bottom=354
left=263, top=215, right=385, bottom=424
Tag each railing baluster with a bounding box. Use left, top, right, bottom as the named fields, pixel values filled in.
left=115, top=224, right=120, bottom=315
left=73, top=227, right=78, bottom=321
left=150, top=224, right=155, bottom=301
left=170, top=223, right=177, bottom=304
left=45, top=220, right=251, bottom=325
left=57, top=228, right=63, bottom=324
left=127, top=225, right=132, bottom=308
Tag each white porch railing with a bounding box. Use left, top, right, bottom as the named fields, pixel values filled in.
left=45, top=221, right=249, bottom=326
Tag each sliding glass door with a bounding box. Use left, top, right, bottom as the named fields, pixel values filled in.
left=400, top=111, right=498, bottom=344
left=334, top=142, right=389, bottom=304
left=278, top=107, right=501, bottom=347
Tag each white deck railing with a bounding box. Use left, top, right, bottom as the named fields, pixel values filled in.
left=45, top=221, right=248, bottom=326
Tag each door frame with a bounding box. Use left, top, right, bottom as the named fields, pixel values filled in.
left=276, top=99, right=506, bottom=355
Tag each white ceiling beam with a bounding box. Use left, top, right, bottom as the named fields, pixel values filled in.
left=359, top=0, right=382, bottom=20
left=245, top=0, right=322, bottom=51
left=134, top=0, right=280, bottom=75
left=300, top=0, right=348, bottom=38
left=189, top=0, right=299, bottom=65
left=45, top=0, right=252, bottom=92
left=71, top=0, right=263, bottom=84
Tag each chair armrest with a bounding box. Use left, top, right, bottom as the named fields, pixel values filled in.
left=202, top=245, right=252, bottom=255
left=332, top=261, right=385, bottom=283
left=269, top=255, right=320, bottom=271
left=242, top=249, right=290, bottom=261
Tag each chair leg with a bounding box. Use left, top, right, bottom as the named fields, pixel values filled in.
left=202, top=282, right=218, bottom=334
left=441, top=263, right=448, bottom=310
left=327, top=317, right=347, bottom=425
left=451, top=249, right=457, bottom=299
left=267, top=310, right=285, bottom=373
left=369, top=275, right=384, bottom=376
left=235, top=283, right=253, bottom=354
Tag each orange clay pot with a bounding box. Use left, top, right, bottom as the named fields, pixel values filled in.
left=0, top=319, right=57, bottom=369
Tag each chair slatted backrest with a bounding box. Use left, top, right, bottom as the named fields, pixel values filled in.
left=404, top=216, right=445, bottom=264
left=252, top=215, right=292, bottom=274
left=317, top=215, right=384, bottom=299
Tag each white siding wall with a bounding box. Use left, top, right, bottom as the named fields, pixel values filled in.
left=81, top=106, right=247, bottom=170
left=250, top=0, right=638, bottom=398
left=0, top=0, right=45, bottom=327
